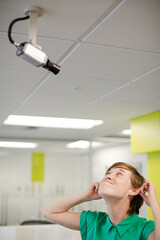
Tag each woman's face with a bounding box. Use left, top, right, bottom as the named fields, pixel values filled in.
left=99, top=167, right=134, bottom=200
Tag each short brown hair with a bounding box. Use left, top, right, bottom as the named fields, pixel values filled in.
left=107, top=162, right=145, bottom=215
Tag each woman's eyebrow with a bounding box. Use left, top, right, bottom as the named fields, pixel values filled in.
left=115, top=168, right=126, bottom=174
left=105, top=168, right=125, bottom=174
left=118, top=168, right=125, bottom=173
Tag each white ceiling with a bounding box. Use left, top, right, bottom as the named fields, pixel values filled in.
left=0, top=0, right=160, bottom=143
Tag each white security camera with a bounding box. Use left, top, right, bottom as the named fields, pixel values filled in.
left=8, top=9, right=61, bottom=75
left=16, top=42, right=60, bottom=75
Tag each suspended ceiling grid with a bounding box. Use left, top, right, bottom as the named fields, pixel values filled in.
left=0, top=0, right=160, bottom=142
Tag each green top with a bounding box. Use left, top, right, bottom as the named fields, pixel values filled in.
left=80, top=211, right=155, bottom=240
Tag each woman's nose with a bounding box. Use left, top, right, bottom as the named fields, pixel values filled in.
left=106, top=173, right=114, bottom=180
left=107, top=175, right=112, bottom=180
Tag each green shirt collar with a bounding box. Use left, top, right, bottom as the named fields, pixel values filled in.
left=107, top=214, right=138, bottom=237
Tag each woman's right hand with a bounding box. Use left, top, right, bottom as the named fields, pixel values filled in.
left=85, top=182, right=102, bottom=201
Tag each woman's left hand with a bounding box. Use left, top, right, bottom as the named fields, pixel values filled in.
left=140, top=180, right=158, bottom=207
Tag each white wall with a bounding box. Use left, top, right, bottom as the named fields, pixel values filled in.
left=0, top=149, right=90, bottom=225
left=91, top=143, right=147, bottom=181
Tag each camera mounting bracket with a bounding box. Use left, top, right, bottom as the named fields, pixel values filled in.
left=24, top=7, right=44, bottom=49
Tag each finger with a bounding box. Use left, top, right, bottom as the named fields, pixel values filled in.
left=137, top=189, right=141, bottom=195
left=95, top=182, right=99, bottom=192
left=141, top=182, right=149, bottom=192
left=140, top=192, right=147, bottom=201
left=91, top=182, right=97, bottom=191
left=140, top=186, right=145, bottom=195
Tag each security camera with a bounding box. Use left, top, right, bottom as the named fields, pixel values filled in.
left=8, top=10, right=61, bottom=75
left=16, top=42, right=61, bottom=74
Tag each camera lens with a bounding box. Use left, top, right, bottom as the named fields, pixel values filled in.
left=43, top=60, right=61, bottom=75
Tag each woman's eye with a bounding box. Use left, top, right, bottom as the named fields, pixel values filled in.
left=117, top=172, right=122, bottom=176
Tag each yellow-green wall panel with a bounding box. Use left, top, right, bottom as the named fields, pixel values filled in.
left=148, top=151, right=160, bottom=220
left=32, top=153, right=44, bottom=182
left=131, top=111, right=160, bottom=154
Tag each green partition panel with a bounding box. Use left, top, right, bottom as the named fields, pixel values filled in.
left=148, top=151, right=160, bottom=220
left=131, top=111, right=160, bottom=154
left=32, top=153, right=44, bottom=182
left=131, top=111, right=160, bottom=219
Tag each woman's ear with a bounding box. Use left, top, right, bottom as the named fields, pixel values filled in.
left=128, top=188, right=140, bottom=197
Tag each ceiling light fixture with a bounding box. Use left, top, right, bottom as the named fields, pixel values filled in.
left=67, top=140, right=90, bottom=149
left=3, top=115, right=103, bottom=129
left=67, top=140, right=104, bottom=149
left=0, top=141, right=38, bottom=149
left=122, top=129, right=132, bottom=135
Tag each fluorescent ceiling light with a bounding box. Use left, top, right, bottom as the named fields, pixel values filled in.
left=0, top=141, right=38, bottom=149
left=122, top=129, right=132, bottom=135
left=4, top=115, right=103, bottom=129
left=67, top=140, right=104, bottom=149
left=92, top=142, right=104, bottom=148
left=67, top=140, right=90, bottom=149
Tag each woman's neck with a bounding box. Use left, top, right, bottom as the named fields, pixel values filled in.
left=105, top=198, right=130, bottom=225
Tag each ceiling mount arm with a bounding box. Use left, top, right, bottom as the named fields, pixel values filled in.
left=24, top=7, right=44, bottom=48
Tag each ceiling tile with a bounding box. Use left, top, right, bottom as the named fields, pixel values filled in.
left=15, top=94, right=94, bottom=117
left=62, top=44, right=160, bottom=81
left=0, top=70, right=45, bottom=94
left=86, top=0, right=160, bottom=53
left=0, top=0, right=114, bottom=40
left=0, top=92, right=28, bottom=125
left=105, top=82, right=160, bottom=104
left=36, top=74, right=125, bottom=99
left=73, top=99, right=160, bottom=122
left=134, top=67, right=160, bottom=86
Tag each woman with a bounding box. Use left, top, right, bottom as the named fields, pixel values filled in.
left=42, top=162, right=160, bottom=239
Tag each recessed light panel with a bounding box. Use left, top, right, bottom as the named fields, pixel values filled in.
left=0, top=141, right=38, bottom=149
left=4, top=115, right=103, bottom=129
left=122, top=129, right=132, bottom=135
